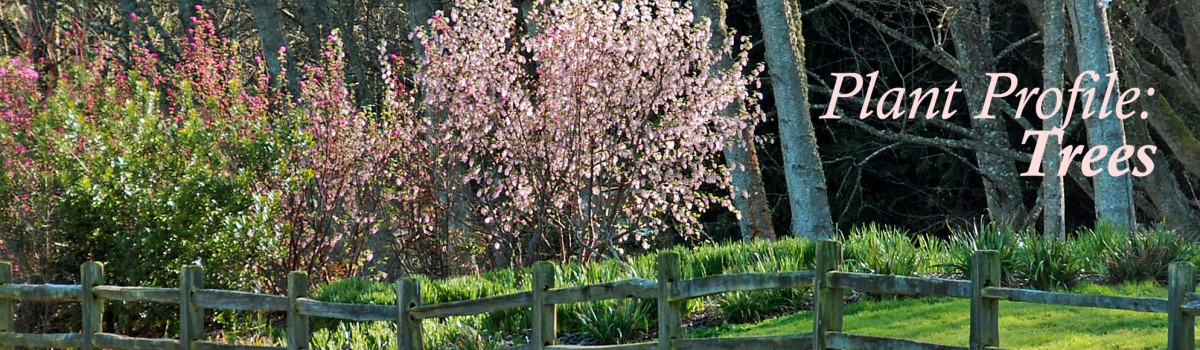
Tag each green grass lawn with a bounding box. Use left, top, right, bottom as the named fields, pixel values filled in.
left=689, top=282, right=1187, bottom=349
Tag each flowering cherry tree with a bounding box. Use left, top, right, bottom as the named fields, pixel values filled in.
left=409, top=0, right=762, bottom=263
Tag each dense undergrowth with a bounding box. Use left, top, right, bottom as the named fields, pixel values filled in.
left=0, top=0, right=761, bottom=335
left=281, top=222, right=1193, bottom=349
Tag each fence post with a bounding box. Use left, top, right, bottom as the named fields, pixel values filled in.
left=813, top=240, right=843, bottom=350
left=657, top=252, right=682, bottom=350
left=180, top=265, right=205, bottom=350
left=970, top=250, right=1000, bottom=350
left=81, top=262, right=104, bottom=350
left=396, top=278, right=423, bottom=350
left=0, top=262, right=12, bottom=350
left=531, top=261, right=557, bottom=349
left=287, top=271, right=310, bottom=350
left=1168, top=262, right=1196, bottom=350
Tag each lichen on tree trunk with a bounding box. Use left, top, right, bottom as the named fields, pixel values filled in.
left=753, top=0, right=834, bottom=239
left=948, top=0, right=1028, bottom=228
left=1040, top=0, right=1067, bottom=239
left=1066, top=0, right=1136, bottom=229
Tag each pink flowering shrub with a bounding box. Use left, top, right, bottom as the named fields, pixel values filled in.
left=0, top=8, right=392, bottom=297
left=0, top=57, right=39, bottom=129
left=0, top=0, right=765, bottom=312
left=249, top=30, right=412, bottom=283
left=409, top=0, right=761, bottom=264
left=40, top=9, right=290, bottom=293
left=0, top=56, right=55, bottom=282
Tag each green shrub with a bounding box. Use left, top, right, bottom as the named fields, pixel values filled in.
left=677, top=237, right=814, bottom=278
left=840, top=224, right=921, bottom=276
left=711, top=244, right=811, bottom=323
left=315, top=277, right=396, bottom=305
left=422, top=273, right=520, bottom=304
left=943, top=222, right=1024, bottom=279
left=574, top=299, right=655, bottom=344
left=914, top=235, right=952, bottom=273
left=1074, top=222, right=1126, bottom=274
left=424, top=318, right=507, bottom=350
left=1104, top=225, right=1194, bottom=284
left=310, top=314, right=510, bottom=350
left=1016, top=235, right=1085, bottom=290
left=312, top=277, right=396, bottom=330
left=311, top=322, right=394, bottom=350
left=422, top=273, right=529, bottom=336
left=716, top=288, right=807, bottom=324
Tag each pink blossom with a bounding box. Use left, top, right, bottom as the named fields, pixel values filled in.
left=406, top=0, right=761, bottom=261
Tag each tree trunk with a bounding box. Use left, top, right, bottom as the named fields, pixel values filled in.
left=406, top=0, right=439, bottom=54
left=693, top=0, right=777, bottom=241
left=1175, top=0, right=1200, bottom=79
left=332, top=0, right=374, bottom=107
left=1066, top=0, right=1136, bottom=229
left=176, top=0, right=200, bottom=34
left=753, top=0, right=834, bottom=239
left=247, top=0, right=299, bottom=96
left=1126, top=110, right=1200, bottom=238
left=295, top=0, right=332, bottom=57
left=1145, top=96, right=1200, bottom=180
left=948, top=0, right=1028, bottom=227
left=25, top=0, right=54, bottom=77
left=1040, top=0, right=1067, bottom=238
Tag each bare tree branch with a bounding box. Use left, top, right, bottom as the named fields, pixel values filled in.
left=803, top=0, right=843, bottom=16
left=837, top=117, right=1033, bottom=162
left=1123, top=1, right=1200, bottom=99
left=837, top=0, right=962, bottom=74
left=996, top=31, right=1039, bottom=61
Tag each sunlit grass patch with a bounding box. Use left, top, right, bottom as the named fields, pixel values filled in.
left=690, top=282, right=1184, bottom=349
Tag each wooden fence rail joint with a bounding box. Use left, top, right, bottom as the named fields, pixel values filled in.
left=656, top=252, right=682, bottom=350
left=969, top=250, right=1001, bottom=350
left=1168, top=262, right=1196, bottom=350
left=181, top=265, right=205, bottom=350
left=532, top=261, right=558, bottom=350
left=286, top=271, right=310, bottom=350
left=814, top=239, right=844, bottom=350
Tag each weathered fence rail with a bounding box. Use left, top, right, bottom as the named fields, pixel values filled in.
left=0, top=240, right=1197, bottom=350
left=0, top=284, right=81, bottom=302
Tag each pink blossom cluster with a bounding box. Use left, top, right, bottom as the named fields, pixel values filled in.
left=0, top=57, right=39, bottom=135
left=409, top=0, right=761, bottom=261
left=0, top=56, right=41, bottom=188
left=174, top=7, right=273, bottom=123
left=0, top=55, right=53, bottom=280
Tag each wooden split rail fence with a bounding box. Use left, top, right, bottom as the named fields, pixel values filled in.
left=1, top=240, right=1198, bottom=350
